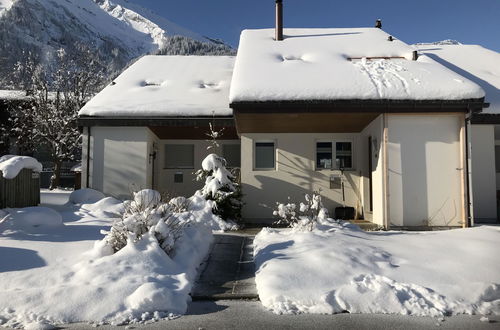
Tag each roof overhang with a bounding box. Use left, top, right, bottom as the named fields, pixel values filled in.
left=77, top=116, right=235, bottom=127
left=230, top=98, right=486, bottom=114
left=471, top=113, right=500, bottom=125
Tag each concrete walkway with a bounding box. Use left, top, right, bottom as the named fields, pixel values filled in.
left=191, top=233, right=258, bottom=300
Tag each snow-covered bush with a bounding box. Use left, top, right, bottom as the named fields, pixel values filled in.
left=273, top=190, right=329, bottom=231
left=195, top=153, right=242, bottom=223
left=101, top=189, right=190, bottom=256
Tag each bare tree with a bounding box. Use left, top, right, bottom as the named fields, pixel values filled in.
left=6, top=44, right=107, bottom=189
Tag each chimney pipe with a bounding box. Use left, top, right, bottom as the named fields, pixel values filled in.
left=375, top=19, right=382, bottom=29
left=275, top=0, right=283, bottom=41
left=412, top=50, right=419, bottom=61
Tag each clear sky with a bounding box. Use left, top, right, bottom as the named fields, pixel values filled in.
left=129, top=0, right=500, bottom=51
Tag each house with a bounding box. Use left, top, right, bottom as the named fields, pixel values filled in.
left=78, top=56, right=239, bottom=199
left=79, top=5, right=488, bottom=228
left=416, top=43, right=500, bottom=224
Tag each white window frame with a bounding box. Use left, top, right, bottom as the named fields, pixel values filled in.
left=315, top=139, right=355, bottom=171
left=254, top=140, right=276, bottom=171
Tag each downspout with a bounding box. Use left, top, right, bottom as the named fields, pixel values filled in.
left=464, top=113, right=473, bottom=227
left=382, top=114, right=390, bottom=229
left=86, top=126, right=91, bottom=188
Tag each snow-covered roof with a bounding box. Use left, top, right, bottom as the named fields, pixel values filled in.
left=415, top=44, right=500, bottom=114
left=79, top=56, right=235, bottom=117
left=229, top=28, right=485, bottom=103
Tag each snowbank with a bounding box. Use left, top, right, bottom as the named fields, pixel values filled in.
left=79, top=56, right=234, bottom=117
left=0, top=207, right=63, bottom=229
left=0, top=155, right=43, bottom=179
left=230, top=28, right=484, bottom=103
left=188, top=192, right=238, bottom=231
left=70, top=163, right=81, bottom=173
left=254, top=222, right=500, bottom=316
left=0, top=194, right=213, bottom=328
left=69, top=188, right=105, bottom=204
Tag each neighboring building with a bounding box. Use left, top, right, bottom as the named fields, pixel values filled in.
left=416, top=44, right=500, bottom=224
left=78, top=56, right=239, bottom=199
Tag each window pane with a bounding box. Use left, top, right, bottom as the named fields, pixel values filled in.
left=336, top=142, right=352, bottom=169
left=165, top=144, right=194, bottom=169
left=316, top=142, right=332, bottom=169
left=223, top=144, right=241, bottom=168
left=255, top=142, right=275, bottom=169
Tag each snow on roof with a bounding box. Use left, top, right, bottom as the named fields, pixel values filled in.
left=415, top=44, right=500, bottom=114
left=0, top=155, right=43, bottom=179
left=229, top=28, right=485, bottom=103
left=79, top=56, right=235, bottom=117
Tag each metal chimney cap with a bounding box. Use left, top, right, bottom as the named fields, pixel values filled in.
left=276, top=0, right=282, bottom=3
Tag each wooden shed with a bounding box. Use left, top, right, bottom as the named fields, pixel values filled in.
left=0, top=168, right=40, bottom=208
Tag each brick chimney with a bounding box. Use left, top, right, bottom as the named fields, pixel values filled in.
left=275, top=0, right=283, bottom=41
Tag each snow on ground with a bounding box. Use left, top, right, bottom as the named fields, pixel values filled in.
left=79, top=56, right=234, bottom=117
left=0, top=189, right=213, bottom=328
left=229, top=28, right=484, bottom=103
left=254, top=221, right=500, bottom=317
left=0, top=155, right=42, bottom=179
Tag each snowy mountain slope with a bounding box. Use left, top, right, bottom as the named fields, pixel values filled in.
left=0, top=0, right=232, bottom=89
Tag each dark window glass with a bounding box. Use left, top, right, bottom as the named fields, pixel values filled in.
left=223, top=144, right=241, bottom=168
left=336, top=142, right=352, bottom=169
left=255, top=142, right=275, bottom=169
left=496, top=146, right=500, bottom=173
left=316, top=142, right=332, bottom=169
left=165, top=144, right=194, bottom=169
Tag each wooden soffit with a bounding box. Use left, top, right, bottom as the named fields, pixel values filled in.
left=234, top=112, right=380, bottom=133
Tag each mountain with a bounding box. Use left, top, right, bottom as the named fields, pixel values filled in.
left=0, top=0, right=234, bottom=89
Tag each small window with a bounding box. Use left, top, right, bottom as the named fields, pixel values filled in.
left=223, top=144, right=241, bottom=168
left=255, top=142, right=275, bottom=169
left=316, top=142, right=333, bottom=169
left=336, top=142, right=352, bottom=169
left=165, top=144, right=194, bottom=169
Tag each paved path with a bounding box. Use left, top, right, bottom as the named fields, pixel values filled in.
left=62, top=300, right=500, bottom=330
left=191, top=233, right=258, bottom=300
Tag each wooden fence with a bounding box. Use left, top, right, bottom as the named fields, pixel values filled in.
left=0, top=169, right=40, bottom=208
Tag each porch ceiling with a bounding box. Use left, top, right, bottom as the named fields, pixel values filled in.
left=234, top=112, right=380, bottom=133
left=149, top=126, right=239, bottom=140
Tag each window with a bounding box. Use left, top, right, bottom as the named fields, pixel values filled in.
left=495, top=146, right=500, bottom=173
left=223, top=144, right=241, bottom=168
left=336, top=142, right=352, bottom=169
left=316, top=141, right=353, bottom=170
left=255, top=142, right=275, bottom=169
left=316, top=142, right=332, bottom=169
left=165, top=144, right=194, bottom=169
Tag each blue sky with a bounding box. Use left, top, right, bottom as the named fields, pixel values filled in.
left=130, top=0, right=500, bottom=51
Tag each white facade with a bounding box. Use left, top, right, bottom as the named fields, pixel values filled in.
left=470, top=125, right=497, bottom=222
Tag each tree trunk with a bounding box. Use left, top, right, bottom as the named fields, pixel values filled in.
left=49, top=160, right=62, bottom=190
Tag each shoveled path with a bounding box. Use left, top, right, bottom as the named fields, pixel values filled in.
left=191, top=231, right=259, bottom=300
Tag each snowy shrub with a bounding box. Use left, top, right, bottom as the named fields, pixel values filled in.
left=195, top=153, right=243, bottom=223
left=102, top=189, right=191, bottom=256
left=273, top=190, right=329, bottom=231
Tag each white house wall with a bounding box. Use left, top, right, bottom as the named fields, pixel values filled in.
left=240, top=133, right=366, bottom=222
left=387, top=114, right=465, bottom=227
left=470, top=125, right=497, bottom=222
left=359, top=115, right=385, bottom=227
left=86, top=127, right=153, bottom=199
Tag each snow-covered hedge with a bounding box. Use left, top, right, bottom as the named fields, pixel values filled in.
left=273, top=190, right=330, bottom=231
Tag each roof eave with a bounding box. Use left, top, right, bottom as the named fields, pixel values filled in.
left=229, top=98, right=486, bottom=114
